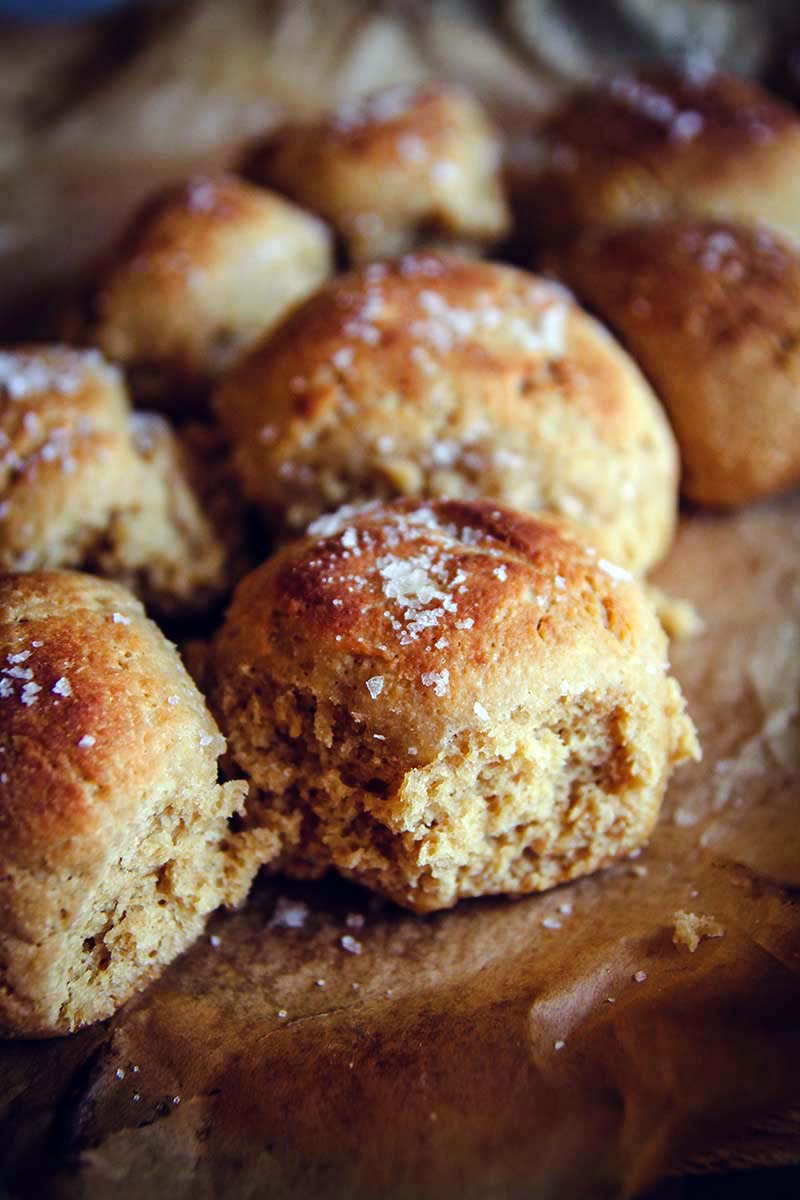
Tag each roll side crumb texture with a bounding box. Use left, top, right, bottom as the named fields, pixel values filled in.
left=209, top=499, right=699, bottom=914
left=248, top=83, right=510, bottom=265
left=0, top=572, right=265, bottom=1038
left=81, top=174, right=333, bottom=411
left=556, top=219, right=800, bottom=506
left=524, top=66, right=800, bottom=248
left=214, top=253, right=678, bottom=575
left=0, top=346, right=228, bottom=616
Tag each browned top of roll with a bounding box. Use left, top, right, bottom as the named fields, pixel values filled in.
left=0, top=571, right=225, bottom=871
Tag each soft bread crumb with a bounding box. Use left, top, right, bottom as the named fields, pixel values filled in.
left=672, top=909, right=725, bottom=952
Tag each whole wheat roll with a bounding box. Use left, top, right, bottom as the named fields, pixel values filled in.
left=0, top=346, right=230, bottom=617
left=214, top=252, right=679, bottom=575
left=208, top=498, right=699, bottom=914
left=522, top=65, right=800, bottom=249
left=0, top=571, right=266, bottom=1038
left=248, top=83, right=509, bottom=265
left=554, top=218, right=800, bottom=507
left=74, top=174, right=333, bottom=414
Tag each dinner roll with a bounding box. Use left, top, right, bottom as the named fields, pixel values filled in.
left=209, top=499, right=699, bottom=914
left=556, top=219, right=800, bottom=506
left=215, top=253, right=678, bottom=575
left=248, top=83, right=509, bottom=265
left=0, top=572, right=266, bottom=1037
left=81, top=174, right=332, bottom=412
left=523, top=66, right=800, bottom=248
left=0, top=346, right=228, bottom=616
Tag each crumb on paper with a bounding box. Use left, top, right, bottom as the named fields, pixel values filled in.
left=270, top=896, right=309, bottom=930
left=672, top=910, right=725, bottom=953
left=647, top=585, right=704, bottom=641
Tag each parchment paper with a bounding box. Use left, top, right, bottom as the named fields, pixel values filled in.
left=2, top=496, right=799, bottom=1200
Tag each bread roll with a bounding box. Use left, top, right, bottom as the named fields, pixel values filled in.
left=556, top=219, right=800, bottom=506
left=209, top=499, right=699, bottom=914
left=0, top=346, right=229, bottom=616
left=80, top=175, right=333, bottom=412
left=249, top=84, right=509, bottom=265
left=523, top=66, right=800, bottom=248
left=215, top=253, right=678, bottom=574
left=0, top=571, right=267, bottom=1037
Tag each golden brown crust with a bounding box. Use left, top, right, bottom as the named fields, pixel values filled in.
left=523, top=66, right=800, bottom=248
left=209, top=499, right=698, bottom=912
left=0, top=571, right=263, bottom=1037
left=0, top=346, right=230, bottom=614
left=0, top=572, right=221, bottom=868
left=555, top=219, right=800, bottom=506
left=214, top=253, right=678, bottom=573
left=84, top=174, right=333, bottom=412
left=248, top=84, right=509, bottom=264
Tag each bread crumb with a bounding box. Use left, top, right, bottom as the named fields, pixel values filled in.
left=647, top=586, right=704, bottom=640
left=270, top=897, right=309, bottom=929
left=672, top=910, right=724, bottom=953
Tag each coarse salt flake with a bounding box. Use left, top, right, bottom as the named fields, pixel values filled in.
left=598, top=558, right=633, bottom=583
left=20, top=682, right=41, bottom=706
left=270, top=897, right=309, bottom=929
left=78, top=734, right=96, bottom=748
left=52, top=676, right=72, bottom=697
left=473, top=701, right=490, bottom=722
left=341, top=934, right=363, bottom=955
left=421, top=668, right=449, bottom=697
left=366, top=675, right=384, bottom=699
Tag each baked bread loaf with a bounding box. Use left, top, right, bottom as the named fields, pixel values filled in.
left=522, top=66, right=800, bottom=249
left=0, top=346, right=230, bottom=617
left=214, top=253, right=678, bottom=575
left=209, top=499, right=699, bottom=914
left=555, top=219, right=800, bottom=506
left=0, top=571, right=266, bottom=1038
left=248, top=84, right=509, bottom=265
left=76, top=174, right=333, bottom=412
